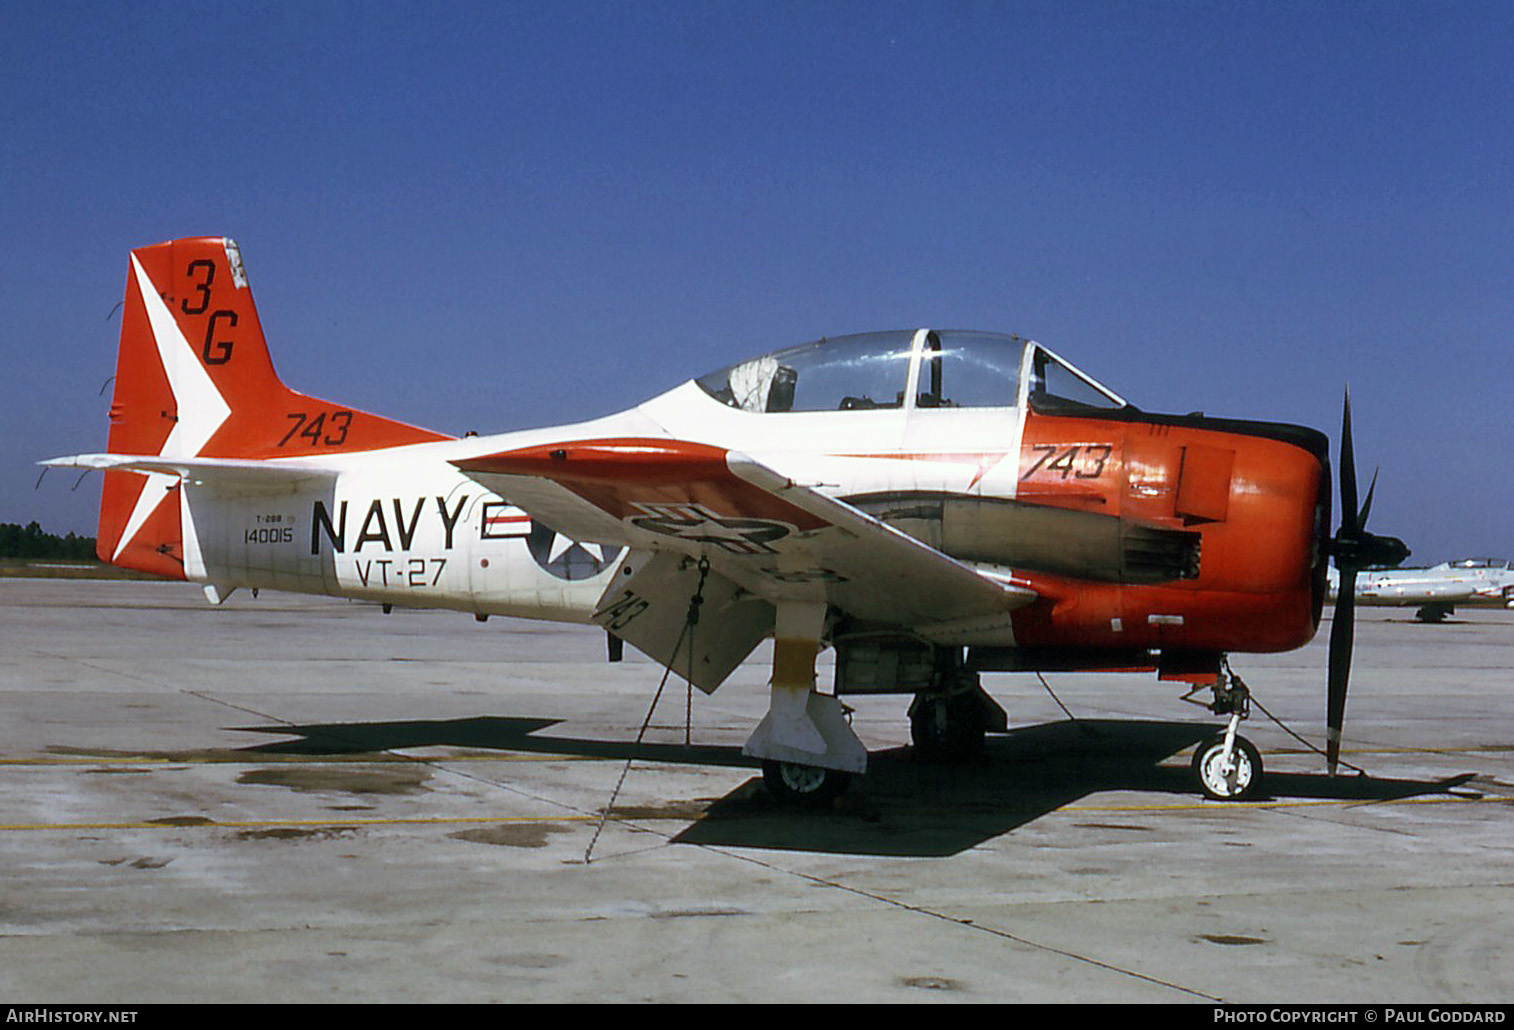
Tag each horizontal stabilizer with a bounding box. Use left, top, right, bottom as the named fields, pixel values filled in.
left=40, top=453, right=339, bottom=494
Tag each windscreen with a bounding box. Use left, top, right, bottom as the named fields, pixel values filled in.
left=1029, top=346, right=1128, bottom=411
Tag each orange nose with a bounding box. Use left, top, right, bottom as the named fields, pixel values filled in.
left=1011, top=412, right=1328, bottom=655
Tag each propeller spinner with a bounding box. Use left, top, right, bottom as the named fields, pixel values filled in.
left=1326, top=392, right=1410, bottom=774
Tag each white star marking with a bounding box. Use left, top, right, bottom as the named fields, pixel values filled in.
left=548, top=532, right=605, bottom=564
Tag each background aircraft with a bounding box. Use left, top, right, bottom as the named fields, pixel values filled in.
left=44, top=237, right=1408, bottom=804
left=1329, top=559, right=1514, bottom=622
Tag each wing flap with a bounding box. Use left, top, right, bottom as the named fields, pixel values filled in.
left=596, top=550, right=775, bottom=693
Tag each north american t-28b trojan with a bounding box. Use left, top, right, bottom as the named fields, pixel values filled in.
left=44, top=237, right=1409, bottom=803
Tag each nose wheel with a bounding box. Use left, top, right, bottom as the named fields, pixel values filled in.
left=1192, top=732, right=1263, bottom=800
left=1186, top=665, right=1265, bottom=801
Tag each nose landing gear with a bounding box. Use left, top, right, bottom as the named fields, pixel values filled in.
left=1188, top=668, right=1264, bottom=801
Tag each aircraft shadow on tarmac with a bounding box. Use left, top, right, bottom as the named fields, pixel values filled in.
left=239, top=715, right=1477, bottom=858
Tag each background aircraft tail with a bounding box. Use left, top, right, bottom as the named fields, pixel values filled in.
left=99, top=236, right=452, bottom=576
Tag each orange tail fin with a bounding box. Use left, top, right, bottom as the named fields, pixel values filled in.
left=100, top=236, right=452, bottom=576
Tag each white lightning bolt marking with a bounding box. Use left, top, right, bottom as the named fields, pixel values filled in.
left=111, top=255, right=232, bottom=561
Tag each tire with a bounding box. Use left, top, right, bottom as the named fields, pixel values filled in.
left=909, top=692, right=987, bottom=762
left=1191, top=734, right=1264, bottom=801
left=761, top=760, right=851, bottom=806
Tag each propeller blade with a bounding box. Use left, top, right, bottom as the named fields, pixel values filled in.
left=1358, top=468, right=1379, bottom=528
left=1329, top=391, right=1366, bottom=777
left=1326, top=390, right=1408, bottom=776
left=1326, top=568, right=1357, bottom=775
left=1339, top=390, right=1359, bottom=536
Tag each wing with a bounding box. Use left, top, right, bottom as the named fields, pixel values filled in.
left=453, top=438, right=1036, bottom=641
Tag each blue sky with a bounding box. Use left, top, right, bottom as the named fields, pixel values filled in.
left=4, top=1, right=1511, bottom=563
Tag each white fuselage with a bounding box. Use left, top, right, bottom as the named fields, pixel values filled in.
left=187, top=381, right=1026, bottom=622
left=1328, top=560, right=1514, bottom=608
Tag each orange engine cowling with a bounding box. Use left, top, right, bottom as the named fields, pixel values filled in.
left=1008, top=408, right=1329, bottom=656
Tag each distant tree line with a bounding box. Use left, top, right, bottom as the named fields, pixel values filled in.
left=0, top=522, right=96, bottom=560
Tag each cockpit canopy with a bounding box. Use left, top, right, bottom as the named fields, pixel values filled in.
left=695, top=329, right=1128, bottom=415
left=1439, top=558, right=1511, bottom=570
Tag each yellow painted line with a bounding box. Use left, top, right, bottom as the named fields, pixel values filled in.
left=0, top=814, right=599, bottom=832
left=0, top=753, right=603, bottom=766
left=1269, top=745, right=1514, bottom=756
left=1052, top=794, right=1513, bottom=814
left=873, top=794, right=1513, bottom=818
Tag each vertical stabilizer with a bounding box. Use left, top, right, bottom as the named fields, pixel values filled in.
left=99, top=236, right=453, bottom=576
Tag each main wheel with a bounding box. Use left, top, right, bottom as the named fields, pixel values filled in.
left=1191, top=734, right=1263, bottom=801
left=761, top=760, right=851, bottom=806
left=909, top=692, right=987, bottom=762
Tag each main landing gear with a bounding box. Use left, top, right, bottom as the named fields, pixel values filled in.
left=744, top=601, right=868, bottom=806
left=908, top=670, right=1007, bottom=762
left=1415, top=603, right=1452, bottom=623
left=1189, top=668, right=1264, bottom=801
left=752, top=637, right=1009, bottom=804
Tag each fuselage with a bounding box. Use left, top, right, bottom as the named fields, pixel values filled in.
left=1329, top=559, right=1514, bottom=608
left=184, top=330, right=1329, bottom=658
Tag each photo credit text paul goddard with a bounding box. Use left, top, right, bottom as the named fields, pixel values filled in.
left=1215, top=1011, right=1506, bottom=1024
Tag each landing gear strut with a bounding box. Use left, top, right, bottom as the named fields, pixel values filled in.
left=745, top=601, right=867, bottom=806
left=1189, top=668, right=1264, bottom=801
